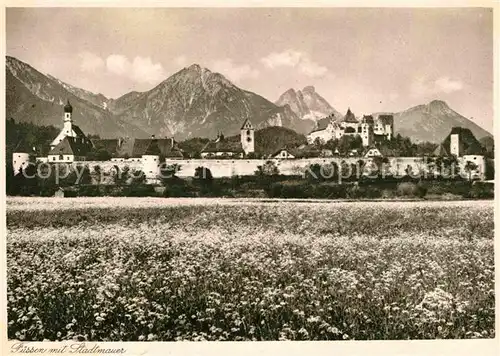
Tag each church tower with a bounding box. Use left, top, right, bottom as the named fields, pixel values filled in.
left=240, top=118, right=254, bottom=155
left=63, top=100, right=73, bottom=135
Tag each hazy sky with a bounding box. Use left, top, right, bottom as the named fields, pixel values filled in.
left=6, top=7, right=493, bottom=132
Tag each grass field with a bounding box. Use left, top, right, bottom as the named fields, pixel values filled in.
left=6, top=197, right=494, bottom=341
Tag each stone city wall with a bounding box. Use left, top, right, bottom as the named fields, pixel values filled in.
left=43, top=156, right=481, bottom=180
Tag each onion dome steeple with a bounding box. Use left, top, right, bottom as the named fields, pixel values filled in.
left=64, top=100, right=73, bottom=113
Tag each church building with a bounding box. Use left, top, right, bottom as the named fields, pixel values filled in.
left=200, top=118, right=255, bottom=158
left=47, top=100, right=93, bottom=162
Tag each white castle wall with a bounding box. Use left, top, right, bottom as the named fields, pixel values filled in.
left=165, top=157, right=432, bottom=178
left=32, top=156, right=484, bottom=182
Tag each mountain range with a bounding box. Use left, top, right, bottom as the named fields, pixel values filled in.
left=5, top=55, right=492, bottom=143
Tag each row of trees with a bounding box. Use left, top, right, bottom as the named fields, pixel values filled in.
left=252, top=156, right=481, bottom=182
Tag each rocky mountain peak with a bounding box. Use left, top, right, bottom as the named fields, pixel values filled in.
left=186, top=63, right=202, bottom=72
left=302, top=85, right=316, bottom=93
left=428, top=99, right=449, bottom=110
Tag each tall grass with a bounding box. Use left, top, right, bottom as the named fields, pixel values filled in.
left=6, top=198, right=494, bottom=341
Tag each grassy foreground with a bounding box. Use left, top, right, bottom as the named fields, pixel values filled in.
left=6, top=198, right=494, bottom=341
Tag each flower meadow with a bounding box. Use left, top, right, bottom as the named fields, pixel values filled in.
left=6, top=197, right=494, bottom=341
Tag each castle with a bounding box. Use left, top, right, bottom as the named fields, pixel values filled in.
left=307, top=108, right=394, bottom=147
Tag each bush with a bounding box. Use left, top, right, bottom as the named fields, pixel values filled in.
left=123, top=185, right=156, bottom=197
left=469, top=182, right=494, bottom=199
left=416, top=181, right=428, bottom=198
left=396, top=182, right=418, bottom=197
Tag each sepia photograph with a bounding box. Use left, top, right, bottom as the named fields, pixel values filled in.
left=2, top=3, right=497, bottom=355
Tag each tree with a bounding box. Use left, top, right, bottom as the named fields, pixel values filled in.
left=129, top=169, right=146, bottom=186
left=305, top=162, right=338, bottom=182
left=337, top=135, right=361, bottom=156
left=160, top=163, right=181, bottom=180
left=325, top=138, right=339, bottom=152
left=194, top=166, right=213, bottom=181
left=74, top=164, right=92, bottom=185
left=87, top=147, right=112, bottom=161
left=255, top=160, right=279, bottom=176
left=113, top=165, right=130, bottom=185
left=92, top=165, right=102, bottom=185
left=464, top=161, right=479, bottom=181
left=313, top=137, right=324, bottom=148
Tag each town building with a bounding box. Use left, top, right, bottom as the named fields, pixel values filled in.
left=434, top=127, right=486, bottom=180
left=272, top=148, right=295, bottom=159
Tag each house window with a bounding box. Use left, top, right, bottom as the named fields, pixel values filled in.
left=67, top=156, right=70, bottom=161
left=59, top=154, right=63, bottom=160
left=53, top=157, right=56, bottom=161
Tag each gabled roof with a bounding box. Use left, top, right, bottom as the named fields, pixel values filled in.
left=13, top=139, right=34, bottom=153
left=441, top=127, right=485, bottom=156
left=48, top=136, right=90, bottom=156
left=72, top=125, right=87, bottom=139
left=91, top=138, right=184, bottom=158
left=201, top=137, right=243, bottom=153
left=271, top=147, right=294, bottom=157
left=433, top=143, right=450, bottom=157
left=309, top=126, right=327, bottom=134
left=144, top=138, right=162, bottom=155
left=241, top=119, right=254, bottom=130
left=92, top=139, right=121, bottom=155
left=308, top=119, right=338, bottom=134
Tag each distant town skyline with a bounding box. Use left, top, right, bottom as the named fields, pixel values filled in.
left=6, top=7, right=493, bottom=132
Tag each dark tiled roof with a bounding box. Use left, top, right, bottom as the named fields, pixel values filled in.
left=72, top=125, right=87, bottom=138
left=92, top=139, right=120, bottom=155
left=441, top=127, right=485, bottom=156
left=378, top=115, right=394, bottom=125
left=201, top=138, right=243, bottom=153
left=271, top=147, right=294, bottom=157
left=309, top=126, right=327, bottom=134
left=433, top=144, right=450, bottom=157
left=361, top=115, right=374, bottom=124
left=49, top=136, right=91, bottom=156
left=309, top=119, right=337, bottom=134
left=13, top=139, right=34, bottom=153
left=144, top=139, right=162, bottom=155
left=343, top=108, right=358, bottom=123
left=241, top=119, right=254, bottom=130
left=92, top=138, right=184, bottom=158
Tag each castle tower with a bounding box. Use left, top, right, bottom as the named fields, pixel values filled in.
left=240, top=119, right=255, bottom=155
left=142, top=135, right=161, bottom=184
left=361, top=115, right=375, bottom=147
left=63, top=100, right=73, bottom=135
